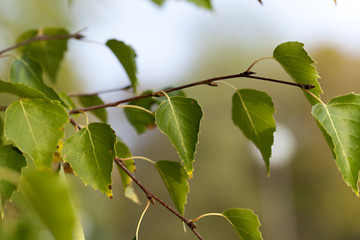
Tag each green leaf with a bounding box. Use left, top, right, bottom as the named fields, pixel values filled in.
left=0, top=116, right=3, bottom=145
left=185, top=0, right=212, bottom=9
left=5, top=99, right=68, bottom=169
left=0, top=145, right=26, bottom=213
left=10, top=54, right=63, bottom=103
left=312, top=93, right=360, bottom=194
left=273, top=41, right=322, bottom=105
left=151, top=0, right=212, bottom=9
left=62, top=123, right=116, bottom=197
left=0, top=79, right=46, bottom=99
left=79, top=95, right=107, bottom=122
left=232, top=89, right=275, bottom=174
left=59, top=92, right=76, bottom=109
left=17, top=28, right=69, bottom=82
left=152, top=0, right=166, bottom=5
left=17, top=169, right=77, bottom=240
left=115, top=139, right=140, bottom=204
left=222, top=208, right=263, bottom=240
left=124, top=91, right=156, bottom=134
left=106, top=40, right=138, bottom=93
left=155, top=160, right=189, bottom=215
left=155, top=97, right=203, bottom=175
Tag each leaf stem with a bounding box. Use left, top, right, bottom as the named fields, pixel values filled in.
left=136, top=200, right=151, bottom=240
left=304, top=89, right=324, bottom=105
left=190, top=212, right=224, bottom=223
left=217, top=80, right=239, bottom=92
left=245, top=56, right=274, bottom=72
left=116, top=105, right=153, bottom=115
left=122, top=156, right=156, bottom=165
left=0, top=31, right=84, bottom=56
left=114, top=158, right=203, bottom=240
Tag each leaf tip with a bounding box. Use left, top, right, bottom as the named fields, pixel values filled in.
left=354, top=189, right=359, bottom=197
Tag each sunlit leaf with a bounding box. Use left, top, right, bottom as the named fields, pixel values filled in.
left=10, top=54, right=63, bottom=103
left=79, top=95, right=107, bottom=122
left=124, top=91, right=156, bottom=134
left=0, top=145, right=26, bottom=213
left=155, top=97, right=203, bottom=175
left=106, top=40, right=138, bottom=93
left=16, top=169, right=77, bottom=240
left=5, top=99, right=68, bottom=169
left=232, top=89, right=275, bottom=174
left=312, top=93, right=360, bottom=194
left=17, top=27, right=69, bottom=82
left=222, top=208, right=262, bottom=240
left=62, top=123, right=116, bottom=197
left=155, top=160, right=189, bottom=215
left=115, top=139, right=139, bottom=204
left=273, top=41, right=322, bottom=105
left=0, top=79, right=46, bottom=99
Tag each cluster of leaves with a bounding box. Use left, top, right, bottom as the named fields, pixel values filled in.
left=0, top=2, right=357, bottom=239
left=0, top=27, right=263, bottom=239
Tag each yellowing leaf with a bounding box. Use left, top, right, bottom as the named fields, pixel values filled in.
left=62, top=123, right=116, bottom=197
left=5, top=99, right=68, bottom=169
left=115, top=139, right=140, bottom=204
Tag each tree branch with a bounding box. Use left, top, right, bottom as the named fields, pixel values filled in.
left=114, top=158, right=202, bottom=240
left=68, top=72, right=314, bottom=114
left=67, top=85, right=131, bottom=97
left=0, top=32, right=85, bottom=56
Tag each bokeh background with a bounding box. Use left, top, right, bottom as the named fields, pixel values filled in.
left=1, top=0, right=360, bottom=239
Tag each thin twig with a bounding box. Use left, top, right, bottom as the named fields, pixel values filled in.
left=69, top=118, right=82, bottom=130
left=114, top=158, right=203, bottom=240
left=245, top=75, right=315, bottom=90
left=67, top=85, right=131, bottom=97
left=69, top=72, right=314, bottom=114
left=0, top=32, right=85, bottom=56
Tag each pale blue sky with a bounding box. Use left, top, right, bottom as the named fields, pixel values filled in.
left=67, top=0, right=360, bottom=93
